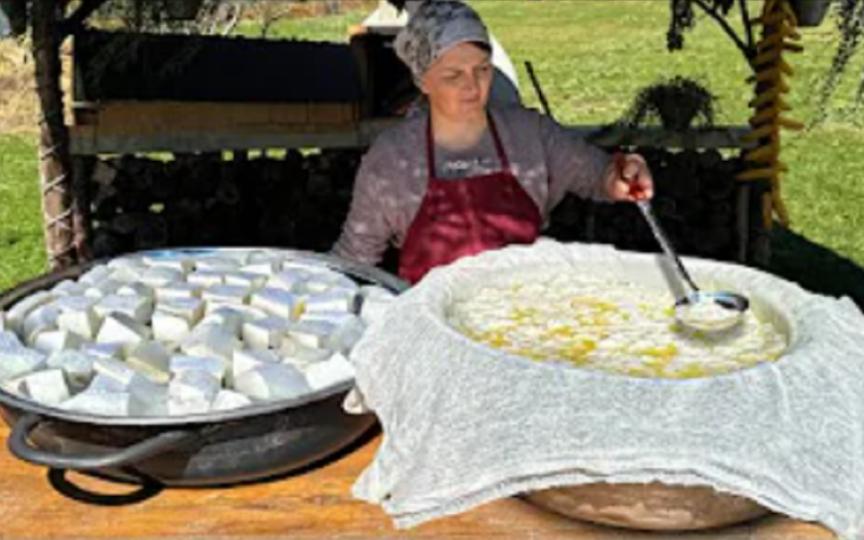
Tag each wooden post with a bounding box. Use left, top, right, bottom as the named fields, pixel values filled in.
left=32, top=0, right=77, bottom=270
left=71, top=156, right=95, bottom=261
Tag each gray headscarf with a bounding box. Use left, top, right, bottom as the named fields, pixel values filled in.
left=394, top=1, right=491, bottom=83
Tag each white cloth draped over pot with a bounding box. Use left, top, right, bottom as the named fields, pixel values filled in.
left=347, top=239, right=864, bottom=539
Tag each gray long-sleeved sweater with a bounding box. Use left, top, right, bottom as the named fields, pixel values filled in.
left=333, top=106, right=612, bottom=266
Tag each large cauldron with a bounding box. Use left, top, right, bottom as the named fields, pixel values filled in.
left=0, top=248, right=407, bottom=487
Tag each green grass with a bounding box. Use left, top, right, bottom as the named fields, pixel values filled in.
left=1, top=1, right=863, bottom=301
left=0, top=136, right=46, bottom=292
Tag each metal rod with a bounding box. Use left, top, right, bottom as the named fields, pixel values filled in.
left=636, top=200, right=700, bottom=295
left=524, top=61, right=552, bottom=118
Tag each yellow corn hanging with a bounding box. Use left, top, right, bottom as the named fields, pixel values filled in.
left=737, top=0, right=803, bottom=228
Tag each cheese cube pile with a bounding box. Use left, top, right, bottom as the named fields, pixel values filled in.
left=0, top=251, right=399, bottom=417
left=448, top=272, right=786, bottom=379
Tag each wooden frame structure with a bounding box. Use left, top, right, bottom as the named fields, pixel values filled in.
left=6, top=0, right=784, bottom=271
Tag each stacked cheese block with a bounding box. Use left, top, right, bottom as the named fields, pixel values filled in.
left=0, top=251, right=396, bottom=417
left=448, top=272, right=786, bottom=379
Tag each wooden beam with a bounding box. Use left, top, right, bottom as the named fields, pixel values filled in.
left=70, top=118, right=752, bottom=156
left=33, top=0, right=77, bottom=270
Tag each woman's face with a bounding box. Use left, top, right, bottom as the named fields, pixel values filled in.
left=420, top=42, right=492, bottom=121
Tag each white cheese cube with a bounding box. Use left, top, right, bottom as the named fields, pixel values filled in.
left=7, top=291, right=53, bottom=334
left=51, top=280, right=87, bottom=297
left=330, top=316, right=366, bottom=353
left=47, top=350, right=95, bottom=389
left=88, top=373, right=127, bottom=394
left=2, top=375, right=28, bottom=396
left=62, top=391, right=135, bottom=417
left=93, top=357, right=167, bottom=402
left=33, top=330, right=85, bottom=355
left=107, top=257, right=147, bottom=270
left=117, top=282, right=155, bottom=300
left=143, top=256, right=194, bottom=274
left=286, top=320, right=337, bottom=350
left=54, top=295, right=98, bottom=312
left=84, top=279, right=123, bottom=298
left=303, top=289, right=357, bottom=315
left=0, top=332, right=47, bottom=381
left=187, top=270, right=225, bottom=287
left=108, top=265, right=146, bottom=283
left=96, top=313, right=151, bottom=353
left=279, top=338, right=332, bottom=366
left=80, top=342, right=123, bottom=360
left=140, top=267, right=185, bottom=287
left=198, top=307, right=245, bottom=336
left=155, top=283, right=201, bottom=300
left=240, top=261, right=280, bottom=276
left=168, top=370, right=221, bottom=416
left=95, top=294, right=153, bottom=323
left=152, top=311, right=192, bottom=344
left=204, top=304, right=267, bottom=323
left=170, top=354, right=227, bottom=382
left=250, top=288, right=300, bottom=320
left=79, top=265, right=112, bottom=285
left=281, top=260, right=332, bottom=275
left=233, top=363, right=310, bottom=401
left=202, top=285, right=251, bottom=307
left=303, top=352, right=356, bottom=390
left=126, top=341, right=171, bottom=383
left=23, top=304, right=61, bottom=343
left=93, top=356, right=140, bottom=385
left=195, top=258, right=241, bottom=272
left=224, top=272, right=267, bottom=289
left=212, top=390, right=253, bottom=411
left=321, top=272, right=360, bottom=293
left=267, top=269, right=314, bottom=292
left=156, top=298, right=204, bottom=325
left=241, top=316, right=290, bottom=350
left=181, top=324, right=239, bottom=360
left=231, top=348, right=280, bottom=386
left=20, top=369, right=71, bottom=406
left=57, top=307, right=102, bottom=340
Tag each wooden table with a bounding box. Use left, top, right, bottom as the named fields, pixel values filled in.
left=0, top=425, right=834, bottom=540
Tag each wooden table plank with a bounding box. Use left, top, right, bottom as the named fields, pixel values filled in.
left=0, top=424, right=834, bottom=540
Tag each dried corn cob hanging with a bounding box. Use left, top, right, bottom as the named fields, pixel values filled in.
left=738, top=0, right=804, bottom=228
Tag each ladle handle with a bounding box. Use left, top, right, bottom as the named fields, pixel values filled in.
left=615, top=153, right=700, bottom=295
left=634, top=201, right=700, bottom=295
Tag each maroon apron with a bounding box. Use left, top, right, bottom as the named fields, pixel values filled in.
left=398, top=115, right=542, bottom=284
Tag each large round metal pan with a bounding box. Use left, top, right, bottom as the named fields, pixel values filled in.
left=0, top=248, right=407, bottom=486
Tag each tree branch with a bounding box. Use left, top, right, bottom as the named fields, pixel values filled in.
left=691, top=0, right=754, bottom=61
left=61, top=0, right=110, bottom=37
left=738, top=0, right=755, bottom=52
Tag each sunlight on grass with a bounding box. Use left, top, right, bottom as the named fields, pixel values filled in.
left=0, top=136, right=46, bottom=293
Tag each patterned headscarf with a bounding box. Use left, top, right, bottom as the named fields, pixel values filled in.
left=394, top=1, right=491, bottom=83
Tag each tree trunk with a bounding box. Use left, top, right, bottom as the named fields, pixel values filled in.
left=32, top=0, right=77, bottom=270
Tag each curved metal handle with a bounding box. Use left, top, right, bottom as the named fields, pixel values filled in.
left=8, top=414, right=197, bottom=471
left=635, top=201, right=700, bottom=296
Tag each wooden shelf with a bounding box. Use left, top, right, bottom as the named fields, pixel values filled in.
left=69, top=103, right=752, bottom=155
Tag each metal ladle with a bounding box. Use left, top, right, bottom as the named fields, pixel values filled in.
left=619, top=155, right=750, bottom=332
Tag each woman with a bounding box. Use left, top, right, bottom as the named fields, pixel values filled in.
left=334, top=0, right=653, bottom=284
